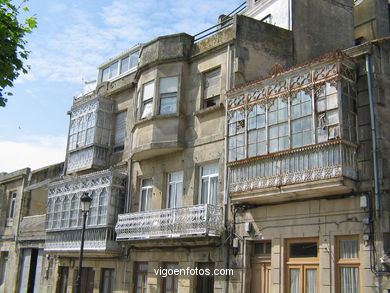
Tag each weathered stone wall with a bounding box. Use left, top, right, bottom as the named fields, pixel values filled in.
left=354, top=0, right=390, bottom=42
left=293, top=0, right=355, bottom=63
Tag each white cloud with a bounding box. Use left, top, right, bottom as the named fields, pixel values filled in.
left=21, top=0, right=242, bottom=85
left=0, top=136, right=66, bottom=173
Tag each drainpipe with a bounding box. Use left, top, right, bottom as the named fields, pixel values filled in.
left=125, top=158, right=133, bottom=214
left=223, top=43, right=233, bottom=293
left=365, top=55, right=381, bottom=214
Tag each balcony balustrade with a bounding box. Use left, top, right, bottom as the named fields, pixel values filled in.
left=44, top=227, right=119, bottom=252
left=228, top=140, right=357, bottom=203
left=115, top=204, right=223, bottom=241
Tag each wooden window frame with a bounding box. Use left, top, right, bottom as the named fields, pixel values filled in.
left=285, top=238, right=319, bottom=293
left=162, top=263, right=179, bottom=293
left=134, top=262, right=148, bottom=293
left=335, top=235, right=360, bottom=293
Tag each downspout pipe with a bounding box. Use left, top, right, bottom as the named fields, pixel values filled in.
left=365, top=54, right=381, bottom=214
left=224, top=43, right=233, bottom=293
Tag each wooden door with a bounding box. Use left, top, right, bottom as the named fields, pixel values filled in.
left=251, top=261, right=271, bottom=293
left=80, top=267, right=94, bottom=293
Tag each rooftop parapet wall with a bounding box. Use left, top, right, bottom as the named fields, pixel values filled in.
left=234, top=14, right=293, bottom=84
left=0, top=168, right=30, bottom=184
left=138, top=33, right=194, bottom=72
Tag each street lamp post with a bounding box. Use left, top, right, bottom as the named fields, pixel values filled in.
left=75, top=192, right=92, bottom=293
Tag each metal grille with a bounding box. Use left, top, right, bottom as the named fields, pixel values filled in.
left=115, top=204, right=223, bottom=240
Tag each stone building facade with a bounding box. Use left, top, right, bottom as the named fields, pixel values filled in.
left=0, top=163, right=64, bottom=293
left=1, top=0, right=390, bottom=292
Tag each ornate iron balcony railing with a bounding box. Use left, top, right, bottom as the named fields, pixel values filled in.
left=44, top=227, right=119, bottom=252
left=115, top=204, right=223, bottom=241
left=228, top=140, right=357, bottom=194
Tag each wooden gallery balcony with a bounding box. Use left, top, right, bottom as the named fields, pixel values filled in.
left=44, top=170, right=126, bottom=255
left=226, top=51, right=358, bottom=204
left=115, top=204, right=223, bottom=246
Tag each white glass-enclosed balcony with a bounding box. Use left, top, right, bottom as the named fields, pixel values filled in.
left=66, top=94, right=113, bottom=174
left=226, top=52, right=358, bottom=203
left=45, top=170, right=126, bottom=253
left=115, top=204, right=223, bottom=243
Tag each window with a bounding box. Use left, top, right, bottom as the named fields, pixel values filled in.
left=268, top=98, right=288, bottom=153
left=253, top=241, right=271, bottom=256
left=7, top=192, right=17, bottom=219
left=46, top=198, right=54, bottom=229
left=341, top=82, right=357, bottom=143
left=98, top=188, right=108, bottom=225
left=248, top=104, right=266, bottom=157
left=101, top=50, right=139, bottom=82
left=141, top=81, right=155, bottom=119
left=291, top=91, right=313, bottom=148
left=88, top=191, right=98, bottom=226
left=101, top=268, right=115, bottom=293
left=286, top=238, right=319, bottom=293
left=228, top=111, right=245, bottom=161
left=69, top=195, right=79, bottom=227
left=227, top=79, right=357, bottom=162
left=337, top=236, right=359, bottom=293
left=203, top=68, right=220, bottom=108
left=134, top=263, right=148, bottom=293
left=167, top=171, right=183, bottom=208
left=85, top=113, right=95, bottom=145
left=316, top=83, right=340, bottom=142
left=140, top=179, right=153, bottom=211
left=0, top=252, right=9, bottom=286
left=61, top=196, right=70, bottom=228
left=68, top=112, right=95, bottom=151
left=199, top=164, right=218, bottom=205
left=196, top=263, right=214, bottom=293
left=159, top=76, right=179, bottom=115
left=113, top=111, right=127, bottom=152
left=162, top=263, right=178, bottom=293
left=53, top=198, right=61, bottom=228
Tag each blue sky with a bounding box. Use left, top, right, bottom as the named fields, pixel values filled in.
left=0, top=0, right=243, bottom=172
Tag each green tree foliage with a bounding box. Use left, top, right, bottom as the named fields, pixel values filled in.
left=0, top=0, right=36, bottom=107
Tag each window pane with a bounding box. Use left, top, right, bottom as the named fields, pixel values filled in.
left=160, top=96, right=177, bottom=114
left=289, top=268, right=300, bottom=293
left=339, top=239, right=358, bottom=259
left=129, top=51, right=139, bottom=69
left=102, top=67, right=109, bottom=82
left=167, top=172, right=183, bottom=208
left=143, top=81, right=154, bottom=101
left=290, top=242, right=317, bottom=258
left=109, top=61, right=118, bottom=79
left=340, top=267, right=359, bottom=293
left=210, top=176, right=218, bottom=205
left=114, top=112, right=126, bottom=147
left=306, top=269, right=317, bottom=293
left=202, top=164, right=218, bottom=176
left=141, top=100, right=153, bottom=119
left=160, top=76, right=178, bottom=93
left=142, top=178, right=153, bottom=187
left=257, top=114, right=266, bottom=128
left=120, top=56, right=129, bottom=74
left=200, top=179, right=208, bottom=204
